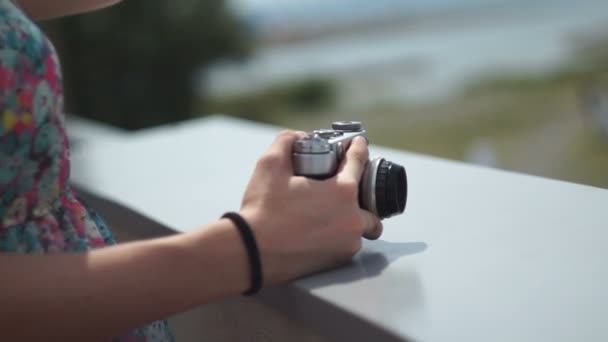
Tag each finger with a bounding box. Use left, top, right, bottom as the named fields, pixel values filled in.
left=338, top=136, right=369, bottom=183
left=361, top=211, right=383, bottom=240
left=259, top=130, right=307, bottom=173
left=266, top=130, right=307, bottom=156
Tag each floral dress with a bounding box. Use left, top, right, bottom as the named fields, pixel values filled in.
left=0, top=1, right=174, bottom=340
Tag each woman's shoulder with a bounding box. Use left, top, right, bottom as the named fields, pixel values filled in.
left=0, top=0, right=66, bottom=166
left=0, top=0, right=71, bottom=234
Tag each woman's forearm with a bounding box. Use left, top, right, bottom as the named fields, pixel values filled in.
left=0, top=219, right=248, bottom=341
left=15, top=0, right=122, bottom=20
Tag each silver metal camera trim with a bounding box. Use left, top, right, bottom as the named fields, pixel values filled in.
left=360, top=157, right=383, bottom=217
left=293, top=123, right=368, bottom=178
left=293, top=150, right=338, bottom=177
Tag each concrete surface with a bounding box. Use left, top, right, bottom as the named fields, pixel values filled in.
left=69, top=115, right=608, bottom=342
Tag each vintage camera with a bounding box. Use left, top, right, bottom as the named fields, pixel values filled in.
left=292, top=121, right=407, bottom=219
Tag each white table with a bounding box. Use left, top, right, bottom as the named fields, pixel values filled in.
left=69, top=115, right=608, bottom=342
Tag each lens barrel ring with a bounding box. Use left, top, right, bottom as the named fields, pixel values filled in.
left=375, top=160, right=391, bottom=218
left=372, top=159, right=407, bottom=219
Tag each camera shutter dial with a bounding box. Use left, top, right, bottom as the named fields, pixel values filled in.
left=314, top=129, right=343, bottom=139
left=331, top=121, right=362, bottom=131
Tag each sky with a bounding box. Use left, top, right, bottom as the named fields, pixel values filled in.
left=226, top=0, right=567, bottom=33
left=229, top=0, right=543, bottom=19
left=231, top=0, right=507, bottom=13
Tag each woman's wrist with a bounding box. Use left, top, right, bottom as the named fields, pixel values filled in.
left=221, top=211, right=264, bottom=295
left=238, top=208, right=286, bottom=288
left=172, top=218, right=252, bottom=299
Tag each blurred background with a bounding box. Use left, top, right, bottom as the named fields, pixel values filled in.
left=43, top=0, right=608, bottom=188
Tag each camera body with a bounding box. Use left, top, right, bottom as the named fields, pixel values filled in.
left=292, top=121, right=367, bottom=178
left=293, top=121, right=407, bottom=219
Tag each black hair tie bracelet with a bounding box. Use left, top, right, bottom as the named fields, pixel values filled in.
left=221, top=212, right=263, bottom=296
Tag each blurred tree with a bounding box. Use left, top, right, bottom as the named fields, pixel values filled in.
left=44, top=0, right=251, bottom=130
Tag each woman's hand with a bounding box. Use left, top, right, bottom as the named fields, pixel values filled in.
left=0, top=130, right=382, bottom=341
left=238, top=131, right=383, bottom=285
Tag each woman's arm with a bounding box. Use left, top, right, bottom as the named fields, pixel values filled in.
left=0, top=132, right=381, bottom=341
left=0, top=219, right=249, bottom=341
left=15, top=0, right=122, bottom=20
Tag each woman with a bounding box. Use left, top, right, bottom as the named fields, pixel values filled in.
left=0, top=1, right=383, bottom=341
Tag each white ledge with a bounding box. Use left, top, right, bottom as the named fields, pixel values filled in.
left=69, top=115, right=608, bottom=342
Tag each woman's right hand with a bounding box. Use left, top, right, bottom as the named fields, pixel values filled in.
left=238, top=130, right=383, bottom=286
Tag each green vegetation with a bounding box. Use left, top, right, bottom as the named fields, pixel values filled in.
left=202, top=35, right=608, bottom=189
left=565, top=130, right=608, bottom=187
left=202, top=77, right=337, bottom=124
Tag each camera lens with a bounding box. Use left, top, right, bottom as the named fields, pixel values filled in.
left=375, top=160, right=407, bottom=218
left=359, top=158, right=408, bottom=219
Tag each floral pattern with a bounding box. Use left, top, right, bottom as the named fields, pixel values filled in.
left=0, top=1, right=174, bottom=340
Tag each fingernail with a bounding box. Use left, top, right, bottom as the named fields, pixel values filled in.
left=354, top=136, right=368, bottom=144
